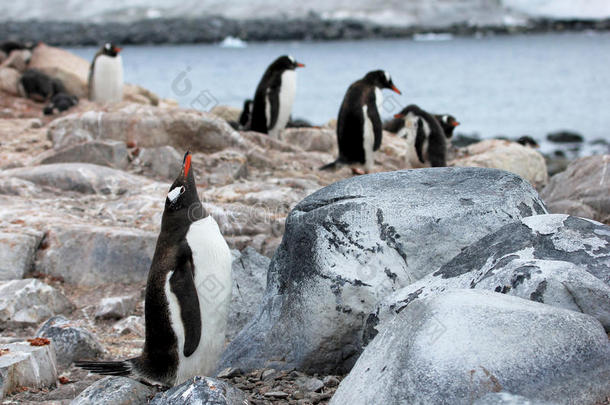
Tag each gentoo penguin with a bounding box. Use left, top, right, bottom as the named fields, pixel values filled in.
left=433, top=114, right=460, bottom=139
left=43, top=93, right=78, bottom=115
left=76, top=152, right=232, bottom=387
left=320, top=70, right=401, bottom=174
left=250, top=55, right=304, bottom=138
left=19, top=69, right=66, bottom=102
left=516, top=135, right=539, bottom=148
left=238, top=99, right=253, bottom=129
left=394, top=104, right=447, bottom=168
left=88, top=43, right=124, bottom=103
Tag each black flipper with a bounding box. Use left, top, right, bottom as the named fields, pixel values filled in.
left=367, top=91, right=383, bottom=151
left=415, top=118, right=426, bottom=164
left=75, top=360, right=132, bottom=376
left=169, top=243, right=201, bottom=357
left=266, top=78, right=281, bottom=131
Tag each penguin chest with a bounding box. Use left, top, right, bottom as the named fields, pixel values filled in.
left=362, top=105, right=375, bottom=172
left=399, top=120, right=429, bottom=168
left=165, top=216, right=232, bottom=385
left=91, top=55, right=123, bottom=103
left=268, top=70, right=296, bottom=138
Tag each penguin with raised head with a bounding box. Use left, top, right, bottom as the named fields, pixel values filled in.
left=76, top=152, right=232, bottom=387
left=395, top=104, right=447, bottom=168
left=88, top=43, right=123, bottom=103
left=250, top=55, right=304, bottom=138
left=433, top=114, right=460, bottom=139
left=320, top=70, right=401, bottom=174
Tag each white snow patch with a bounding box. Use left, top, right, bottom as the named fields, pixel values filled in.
left=522, top=214, right=569, bottom=235
left=218, top=36, right=247, bottom=48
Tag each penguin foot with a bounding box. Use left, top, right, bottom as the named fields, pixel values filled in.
left=351, top=168, right=366, bottom=175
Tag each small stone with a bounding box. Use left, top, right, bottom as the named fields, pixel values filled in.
left=216, top=367, right=242, bottom=379
left=0, top=231, right=42, bottom=281
left=323, top=375, right=340, bottom=387
left=36, top=315, right=103, bottom=370
left=264, top=391, right=289, bottom=398
left=303, top=377, right=324, bottom=393
left=260, top=368, right=277, bottom=380
left=95, top=296, right=137, bottom=320
left=112, top=316, right=145, bottom=337
left=150, top=376, right=246, bottom=404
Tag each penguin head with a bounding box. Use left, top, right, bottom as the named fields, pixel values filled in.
left=516, top=135, right=539, bottom=148
left=270, top=55, right=305, bottom=71
left=435, top=114, right=460, bottom=138
left=364, top=70, right=401, bottom=94
left=165, top=152, right=203, bottom=218
left=394, top=104, right=422, bottom=129
left=101, top=43, right=122, bottom=57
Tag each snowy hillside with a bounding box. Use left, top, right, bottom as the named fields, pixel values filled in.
left=2, top=0, right=609, bottom=25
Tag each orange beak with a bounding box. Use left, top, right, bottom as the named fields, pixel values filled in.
left=183, top=152, right=191, bottom=177
left=452, top=121, right=460, bottom=127
left=394, top=113, right=404, bottom=119
left=391, top=85, right=401, bottom=95
left=114, top=47, right=122, bottom=53
left=296, top=63, right=305, bottom=68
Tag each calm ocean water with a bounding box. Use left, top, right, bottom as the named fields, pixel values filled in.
left=68, top=32, right=610, bottom=148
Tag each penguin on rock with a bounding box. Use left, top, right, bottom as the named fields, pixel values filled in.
left=76, top=152, right=232, bottom=387
left=320, top=70, right=401, bottom=175
left=89, top=42, right=124, bottom=103
left=394, top=104, right=448, bottom=168
left=250, top=55, right=304, bottom=138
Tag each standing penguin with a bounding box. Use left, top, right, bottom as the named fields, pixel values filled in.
left=395, top=104, right=447, bottom=168
left=250, top=55, right=304, bottom=138
left=88, top=43, right=123, bottom=103
left=320, top=70, right=401, bottom=174
left=433, top=114, right=460, bottom=139
left=76, top=152, right=232, bottom=387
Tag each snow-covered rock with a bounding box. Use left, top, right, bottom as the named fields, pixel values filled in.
left=331, top=290, right=610, bottom=405
left=219, top=168, right=547, bottom=374
left=150, top=376, right=246, bottom=405
left=368, top=214, right=610, bottom=339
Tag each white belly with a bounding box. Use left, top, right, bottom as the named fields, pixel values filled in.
left=362, top=105, right=375, bottom=172
left=268, top=70, right=296, bottom=139
left=91, top=55, right=123, bottom=103
left=374, top=87, right=383, bottom=113
left=400, top=117, right=430, bottom=168
left=164, top=215, right=232, bottom=385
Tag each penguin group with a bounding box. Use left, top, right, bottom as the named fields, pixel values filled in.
left=76, top=152, right=232, bottom=387
left=4, top=41, right=124, bottom=116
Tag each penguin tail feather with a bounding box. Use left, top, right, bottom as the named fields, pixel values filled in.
left=319, top=158, right=344, bottom=171
left=74, top=360, right=133, bottom=376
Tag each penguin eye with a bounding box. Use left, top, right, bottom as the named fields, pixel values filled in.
left=167, top=186, right=185, bottom=203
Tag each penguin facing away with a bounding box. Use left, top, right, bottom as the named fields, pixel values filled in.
left=238, top=99, right=253, bottom=129
left=320, top=70, right=401, bottom=174
left=89, top=43, right=124, bottom=103
left=250, top=55, right=305, bottom=138
left=433, top=114, right=460, bottom=139
left=395, top=104, right=447, bottom=168
left=76, top=152, right=232, bottom=387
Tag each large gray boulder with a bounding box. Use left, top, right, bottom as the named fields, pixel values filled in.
left=330, top=290, right=610, bottom=405
left=0, top=231, right=42, bottom=280
left=541, top=154, right=610, bottom=223
left=0, top=279, right=74, bottom=327
left=219, top=168, right=547, bottom=374
left=47, top=105, right=246, bottom=154
left=0, top=163, right=150, bottom=195
left=369, top=214, right=610, bottom=338
left=150, top=376, right=246, bottom=405
left=36, top=316, right=103, bottom=369
left=35, top=224, right=156, bottom=285
left=0, top=341, right=58, bottom=399
left=70, top=376, right=153, bottom=405
left=37, top=140, right=129, bottom=169
left=228, top=247, right=269, bottom=341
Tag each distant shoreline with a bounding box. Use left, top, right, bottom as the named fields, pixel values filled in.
left=1, top=16, right=609, bottom=47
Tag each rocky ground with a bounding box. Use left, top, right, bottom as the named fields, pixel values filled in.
left=1, top=44, right=609, bottom=404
